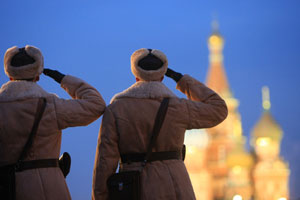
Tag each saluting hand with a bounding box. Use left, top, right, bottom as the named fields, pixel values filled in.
left=165, top=68, right=183, bottom=83
left=43, top=68, right=65, bottom=84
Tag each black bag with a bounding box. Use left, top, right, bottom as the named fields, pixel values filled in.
left=107, top=98, right=170, bottom=200
left=107, top=171, right=140, bottom=200
left=0, top=98, right=46, bottom=200
left=0, top=165, right=16, bottom=200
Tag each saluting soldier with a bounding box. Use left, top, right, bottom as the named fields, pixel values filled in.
left=0, top=45, right=106, bottom=200
left=92, top=48, right=228, bottom=200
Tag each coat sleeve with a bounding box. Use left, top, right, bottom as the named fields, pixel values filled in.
left=92, top=107, right=120, bottom=200
left=53, top=75, right=106, bottom=130
left=176, top=74, right=228, bottom=129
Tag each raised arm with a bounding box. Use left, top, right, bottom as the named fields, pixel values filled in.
left=176, top=74, right=228, bottom=129
left=166, top=68, right=228, bottom=129
left=44, top=68, right=106, bottom=129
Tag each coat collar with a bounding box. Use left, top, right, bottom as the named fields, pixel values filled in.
left=0, top=81, right=55, bottom=102
left=111, top=81, right=176, bottom=103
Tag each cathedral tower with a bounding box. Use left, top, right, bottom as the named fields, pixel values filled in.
left=251, top=87, right=290, bottom=200
left=205, top=21, right=245, bottom=199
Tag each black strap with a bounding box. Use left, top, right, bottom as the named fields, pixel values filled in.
left=15, top=159, right=59, bottom=172
left=144, top=98, right=170, bottom=163
left=17, top=98, right=47, bottom=163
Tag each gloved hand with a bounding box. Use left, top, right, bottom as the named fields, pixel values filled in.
left=165, top=68, right=183, bottom=83
left=43, top=68, right=65, bottom=84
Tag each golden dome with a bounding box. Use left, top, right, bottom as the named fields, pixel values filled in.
left=208, top=33, right=224, bottom=48
left=208, top=20, right=224, bottom=47
left=251, top=86, right=283, bottom=142
left=251, top=111, right=283, bottom=142
left=227, top=137, right=254, bottom=169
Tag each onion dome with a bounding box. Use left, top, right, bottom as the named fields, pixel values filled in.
left=252, top=111, right=283, bottom=142
left=251, top=86, right=283, bottom=143
left=208, top=32, right=224, bottom=49
left=208, top=20, right=224, bottom=49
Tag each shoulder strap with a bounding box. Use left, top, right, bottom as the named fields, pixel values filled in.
left=18, top=98, right=47, bottom=162
left=144, top=98, right=170, bottom=163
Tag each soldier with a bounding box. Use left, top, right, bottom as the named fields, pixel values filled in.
left=0, top=45, right=106, bottom=200
left=92, top=48, right=228, bottom=200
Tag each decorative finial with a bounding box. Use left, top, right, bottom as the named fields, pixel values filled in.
left=211, top=12, right=219, bottom=33
left=262, top=86, right=271, bottom=110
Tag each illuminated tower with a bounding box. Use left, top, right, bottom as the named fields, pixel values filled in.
left=251, top=86, right=290, bottom=200
left=205, top=21, right=244, bottom=199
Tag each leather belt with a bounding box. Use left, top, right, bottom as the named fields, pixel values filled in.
left=121, top=150, right=182, bottom=164
left=15, top=159, right=59, bottom=172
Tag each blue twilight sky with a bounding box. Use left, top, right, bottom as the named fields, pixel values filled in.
left=1, top=0, right=300, bottom=199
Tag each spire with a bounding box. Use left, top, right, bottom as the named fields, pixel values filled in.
left=206, top=21, right=231, bottom=96
left=262, top=86, right=271, bottom=111
left=212, top=20, right=219, bottom=34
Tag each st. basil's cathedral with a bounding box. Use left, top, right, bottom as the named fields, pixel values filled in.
left=184, top=22, right=290, bottom=200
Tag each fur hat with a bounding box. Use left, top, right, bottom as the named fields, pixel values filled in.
left=4, top=45, right=44, bottom=80
left=131, top=48, right=168, bottom=81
